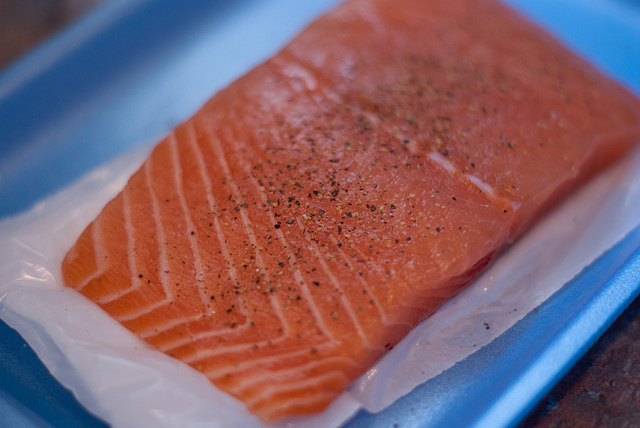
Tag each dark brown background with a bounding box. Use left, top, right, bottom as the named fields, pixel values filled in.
left=1, top=1, right=639, bottom=427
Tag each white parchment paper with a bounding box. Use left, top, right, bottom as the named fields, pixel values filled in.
left=1, top=143, right=640, bottom=428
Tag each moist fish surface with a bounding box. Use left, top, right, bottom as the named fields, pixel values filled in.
left=61, top=0, right=640, bottom=421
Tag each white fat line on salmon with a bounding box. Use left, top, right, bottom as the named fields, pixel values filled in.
left=426, top=151, right=492, bottom=192
left=95, top=186, right=139, bottom=304
left=169, top=134, right=214, bottom=309
left=109, top=160, right=175, bottom=320
left=243, top=370, right=350, bottom=407
left=203, top=126, right=291, bottom=343
left=202, top=345, right=338, bottom=379
left=293, top=220, right=382, bottom=351
left=271, top=51, right=342, bottom=105
left=222, top=356, right=359, bottom=395
left=145, top=308, right=251, bottom=345
left=186, top=120, right=242, bottom=298
left=258, top=391, right=341, bottom=421
left=272, top=52, right=319, bottom=92
left=153, top=320, right=253, bottom=352
left=139, top=123, right=255, bottom=341
left=176, top=297, right=293, bottom=363
left=218, top=119, right=338, bottom=343
left=325, top=234, right=412, bottom=329
left=427, top=151, right=519, bottom=213
left=74, top=222, right=106, bottom=291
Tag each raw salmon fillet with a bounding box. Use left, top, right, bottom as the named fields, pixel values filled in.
left=62, top=0, right=640, bottom=421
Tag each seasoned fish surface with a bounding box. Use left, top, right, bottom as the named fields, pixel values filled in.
left=62, top=0, right=640, bottom=421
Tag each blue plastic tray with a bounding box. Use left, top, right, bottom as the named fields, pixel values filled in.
left=1, top=0, right=639, bottom=426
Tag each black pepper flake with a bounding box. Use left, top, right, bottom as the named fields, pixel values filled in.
left=406, top=237, right=411, bottom=241
left=190, top=231, right=195, bottom=235
left=332, top=189, right=339, bottom=197
left=274, top=223, right=281, bottom=229
left=346, top=212, right=353, bottom=218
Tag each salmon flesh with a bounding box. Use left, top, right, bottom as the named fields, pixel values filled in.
left=62, top=0, right=640, bottom=421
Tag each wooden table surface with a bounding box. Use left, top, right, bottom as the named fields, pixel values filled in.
left=1, top=1, right=639, bottom=427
